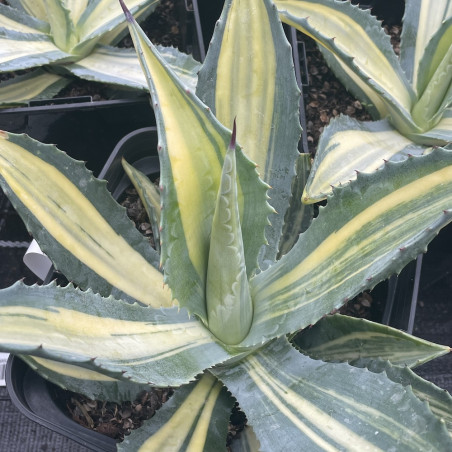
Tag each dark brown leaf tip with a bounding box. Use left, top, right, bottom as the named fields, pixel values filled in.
left=118, top=0, right=133, bottom=21
left=229, top=117, right=237, bottom=150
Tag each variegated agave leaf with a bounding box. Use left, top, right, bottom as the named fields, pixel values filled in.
left=293, top=314, right=450, bottom=368
left=196, top=0, right=301, bottom=267
left=0, top=0, right=451, bottom=450
left=274, top=0, right=452, bottom=203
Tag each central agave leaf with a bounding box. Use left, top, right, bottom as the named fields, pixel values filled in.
left=206, top=122, right=253, bottom=345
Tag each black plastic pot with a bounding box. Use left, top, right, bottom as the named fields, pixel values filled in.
left=0, top=97, right=155, bottom=176
left=6, top=355, right=116, bottom=452
left=6, top=126, right=160, bottom=450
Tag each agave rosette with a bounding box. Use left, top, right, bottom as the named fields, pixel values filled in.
left=0, top=0, right=202, bottom=105
left=274, top=0, right=452, bottom=202
left=0, top=0, right=452, bottom=450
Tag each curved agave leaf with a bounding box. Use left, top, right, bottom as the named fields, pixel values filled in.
left=274, top=0, right=416, bottom=131
left=122, top=158, right=161, bottom=253
left=122, top=2, right=271, bottom=320
left=303, top=115, right=430, bottom=203
left=350, top=358, right=452, bottom=435
left=0, top=69, right=69, bottom=107
left=0, top=28, right=71, bottom=73
left=293, top=314, right=450, bottom=368
left=0, top=283, right=234, bottom=386
left=401, top=0, right=452, bottom=89
left=20, top=355, right=151, bottom=403
left=0, top=131, right=169, bottom=307
left=206, top=132, right=254, bottom=345
left=119, top=373, right=234, bottom=452
left=243, top=148, right=452, bottom=347
left=197, top=0, right=301, bottom=267
left=214, top=337, right=452, bottom=451
left=65, top=45, right=201, bottom=92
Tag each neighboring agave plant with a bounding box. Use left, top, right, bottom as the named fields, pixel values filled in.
left=274, top=0, right=452, bottom=202
left=0, top=0, right=201, bottom=105
left=0, top=0, right=452, bottom=450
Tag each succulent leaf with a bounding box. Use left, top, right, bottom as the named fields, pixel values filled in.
left=245, top=148, right=452, bottom=347
left=303, top=115, right=430, bottom=203
left=207, top=127, right=254, bottom=345
left=197, top=0, right=301, bottom=267
left=293, top=314, right=450, bottom=368
left=119, top=373, right=234, bottom=452
left=122, top=158, right=161, bottom=253
left=0, top=69, right=70, bottom=107
left=352, top=358, right=452, bottom=436
left=0, top=132, right=168, bottom=307
left=214, top=337, right=452, bottom=451
left=0, top=25, right=72, bottom=72
left=65, top=44, right=201, bottom=93
left=20, top=355, right=152, bottom=403
left=0, top=282, right=234, bottom=386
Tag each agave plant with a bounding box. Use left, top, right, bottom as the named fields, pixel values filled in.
left=1, top=0, right=452, bottom=450
left=274, top=0, right=452, bottom=202
left=0, top=0, right=201, bottom=105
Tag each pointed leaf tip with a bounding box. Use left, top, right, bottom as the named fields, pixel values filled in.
left=118, top=0, right=133, bottom=21
left=229, top=118, right=237, bottom=150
